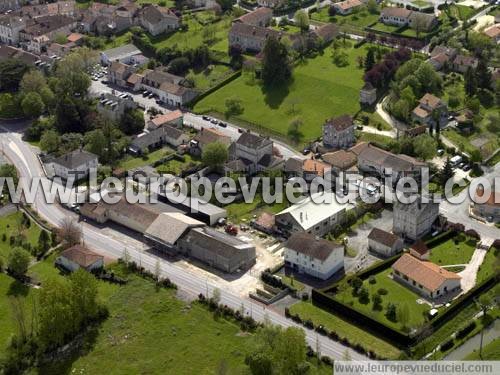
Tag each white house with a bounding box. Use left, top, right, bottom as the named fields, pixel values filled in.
left=275, top=192, right=355, bottom=236
left=55, top=245, right=104, bottom=272
left=284, top=232, right=344, bottom=280
left=392, top=254, right=461, bottom=300
left=367, top=227, right=404, bottom=257
left=48, top=150, right=98, bottom=181
left=138, top=4, right=179, bottom=36
left=333, top=0, right=363, bottom=15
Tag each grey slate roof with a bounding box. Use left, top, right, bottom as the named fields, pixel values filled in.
left=368, top=228, right=400, bottom=248
left=285, top=232, right=342, bottom=261
left=236, top=132, right=272, bottom=149
left=52, top=150, right=97, bottom=169
left=102, top=43, right=140, bottom=61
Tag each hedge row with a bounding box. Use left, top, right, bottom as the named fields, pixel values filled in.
left=188, top=70, right=242, bottom=107
left=285, top=307, right=380, bottom=359
left=424, top=230, right=456, bottom=248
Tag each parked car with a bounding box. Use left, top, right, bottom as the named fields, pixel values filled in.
left=462, top=164, right=471, bottom=172
left=238, top=128, right=244, bottom=133
left=148, top=93, right=155, bottom=99
left=302, top=148, right=310, bottom=155
left=437, top=149, right=444, bottom=156
left=202, top=115, right=210, bottom=121
left=210, top=118, right=219, bottom=125
left=218, top=122, right=227, bottom=128
left=142, top=90, right=149, bottom=97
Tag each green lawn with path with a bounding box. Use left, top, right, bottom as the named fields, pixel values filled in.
left=290, top=300, right=401, bottom=359
left=194, top=44, right=373, bottom=141
left=119, top=146, right=173, bottom=171
left=335, top=269, right=431, bottom=331
left=429, top=237, right=477, bottom=266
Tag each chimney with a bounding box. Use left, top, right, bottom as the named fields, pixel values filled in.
left=300, top=212, right=303, bottom=222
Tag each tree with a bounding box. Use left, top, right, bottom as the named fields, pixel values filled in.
left=366, top=0, right=378, bottom=14
left=476, top=295, right=492, bottom=359
left=386, top=302, right=397, bottom=322
left=365, top=50, right=380, bottom=72
left=8, top=247, right=30, bottom=279
left=412, top=13, right=428, bottom=38
left=69, top=269, right=99, bottom=331
left=448, top=95, right=460, bottom=109
left=413, top=134, right=437, bottom=161
left=120, top=108, right=144, bottom=135
left=475, top=58, right=492, bottom=90
left=215, top=0, right=234, bottom=12
left=20, top=70, right=47, bottom=94
left=38, top=230, right=51, bottom=254
left=21, top=92, right=45, bottom=118
left=168, top=56, right=190, bottom=75
left=464, top=66, right=477, bottom=97
left=351, top=277, right=363, bottom=293
left=372, top=293, right=382, bottom=310
left=287, top=117, right=304, bottom=144
left=224, top=97, right=244, bottom=119
left=57, top=218, right=82, bottom=247
left=0, top=58, right=30, bottom=91
left=40, top=129, right=61, bottom=154
left=466, top=97, right=481, bottom=115
left=358, top=287, right=369, bottom=304
left=294, top=10, right=309, bottom=32
left=261, top=37, right=291, bottom=87
left=202, top=142, right=228, bottom=169
left=328, top=5, right=337, bottom=17
left=440, top=157, right=454, bottom=189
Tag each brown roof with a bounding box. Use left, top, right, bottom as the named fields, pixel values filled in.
left=335, top=0, right=363, bottom=11
left=60, top=245, right=103, bottom=268
left=150, top=110, right=182, bottom=127
left=404, top=125, right=427, bottom=137
left=313, top=23, right=339, bottom=42
left=140, top=4, right=178, bottom=24
left=368, top=228, right=401, bottom=248
left=453, top=54, right=478, bottom=67
left=475, top=187, right=500, bottom=207
left=392, top=254, right=460, bottom=292
left=410, top=239, right=429, bottom=256
left=324, top=114, right=353, bottom=132
left=381, top=7, right=412, bottom=18
left=484, top=25, right=500, bottom=38
left=322, top=150, right=357, bottom=170
left=412, top=106, right=430, bottom=119
left=303, top=159, right=330, bottom=177
left=285, top=232, right=342, bottom=261
left=419, top=93, right=442, bottom=109
left=67, top=33, right=83, bottom=43
left=194, top=127, right=231, bottom=147
left=349, top=142, right=370, bottom=156
left=229, top=22, right=280, bottom=40
left=236, top=7, right=272, bottom=26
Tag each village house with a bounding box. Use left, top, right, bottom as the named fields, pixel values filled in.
left=367, top=227, right=404, bottom=257
left=323, top=115, right=355, bottom=149
left=47, top=149, right=98, bottom=181
left=107, top=61, right=135, bottom=87
left=228, top=22, right=281, bottom=53
left=190, top=127, right=232, bottom=156
left=322, top=149, right=358, bottom=176
left=55, top=245, right=104, bottom=273
left=113, top=0, right=139, bottom=32
left=257, top=0, right=284, bottom=8
left=0, top=0, right=21, bottom=13
left=97, top=93, right=138, bottom=121
left=140, top=69, right=197, bottom=107
left=452, top=54, right=478, bottom=74
left=412, top=93, right=448, bottom=127
left=129, top=125, right=189, bottom=154
left=0, top=15, right=27, bottom=45
left=138, top=4, right=179, bottom=36
left=393, top=197, right=440, bottom=240
left=409, top=239, right=430, bottom=260
left=100, top=43, right=142, bottom=66
left=147, top=110, right=183, bottom=130
left=473, top=186, right=500, bottom=222
left=19, top=14, right=77, bottom=54
left=403, top=125, right=427, bottom=138
left=392, top=253, right=461, bottom=300
left=275, top=192, right=355, bottom=236
left=484, top=24, right=500, bottom=44
left=428, top=45, right=457, bottom=71
left=359, top=82, right=377, bottom=106
left=235, top=7, right=272, bottom=27
left=333, top=0, right=363, bottom=15
left=283, top=232, right=344, bottom=280
left=226, top=132, right=283, bottom=174
left=380, top=7, right=437, bottom=31
left=351, top=142, right=426, bottom=184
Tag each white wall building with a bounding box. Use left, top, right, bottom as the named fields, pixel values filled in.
left=48, top=150, right=98, bottom=181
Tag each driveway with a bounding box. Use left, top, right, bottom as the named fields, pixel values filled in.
left=457, top=247, right=488, bottom=294
left=344, top=209, right=394, bottom=273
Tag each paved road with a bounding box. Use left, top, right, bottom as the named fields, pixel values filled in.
left=89, top=81, right=304, bottom=160
left=0, top=127, right=366, bottom=360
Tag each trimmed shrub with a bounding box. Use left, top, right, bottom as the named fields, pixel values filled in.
left=456, top=321, right=476, bottom=340
left=378, top=288, right=388, bottom=295
left=440, top=339, right=454, bottom=352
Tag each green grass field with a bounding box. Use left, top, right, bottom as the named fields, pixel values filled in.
left=189, top=64, right=234, bottom=91
left=155, top=154, right=201, bottom=175
left=119, top=147, right=173, bottom=171
left=225, top=194, right=288, bottom=223
left=311, top=7, right=379, bottom=29
left=194, top=44, right=372, bottom=141
left=465, top=337, right=500, bottom=360
left=335, top=269, right=430, bottom=331
left=429, top=237, right=477, bottom=266
left=476, top=247, right=499, bottom=285
left=289, top=301, right=401, bottom=359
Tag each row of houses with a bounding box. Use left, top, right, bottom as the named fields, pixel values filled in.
left=79, top=194, right=254, bottom=273
left=106, top=56, right=198, bottom=107
left=428, top=45, right=479, bottom=73
left=379, top=6, right=438, bottom=32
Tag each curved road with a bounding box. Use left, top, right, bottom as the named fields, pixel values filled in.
left=0, top=128, right=366, bottom=360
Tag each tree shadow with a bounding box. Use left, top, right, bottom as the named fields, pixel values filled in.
left=261, top=78, right=293, bottom=110
left=7, top=279, right=30, bottom=297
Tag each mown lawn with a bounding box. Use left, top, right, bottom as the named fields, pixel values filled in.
left=155, top=154, right=201, bottom=175
left=311, top=7, right=379, bottom=28
left=289, top=300, right=401, bottom=359
left=356, top=131, right=394, bottom=148
left=189, top=64, right=234, bottom=91
left=119, top=147, right=173, bottom=171
left=194, top=44, right=372, bottom=141
left=465, top=337, right=500, bottom=360
left=429, top=237, right=477, bottom=266
left=225, top=194, right=288, bottom=223
left=335, top=269, right=430, bottom=331
left=476, top=246, right=499, bottom=285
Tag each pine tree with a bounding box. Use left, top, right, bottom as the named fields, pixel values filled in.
left=475, top=58, right=492, bottom=90
left=261, top=37, right=291, bottom=87
left=440, top=157, right=454, bottom=189
left=464, top=66, right=477, bottom=97
left=364, top=48, right=375, bottom=72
